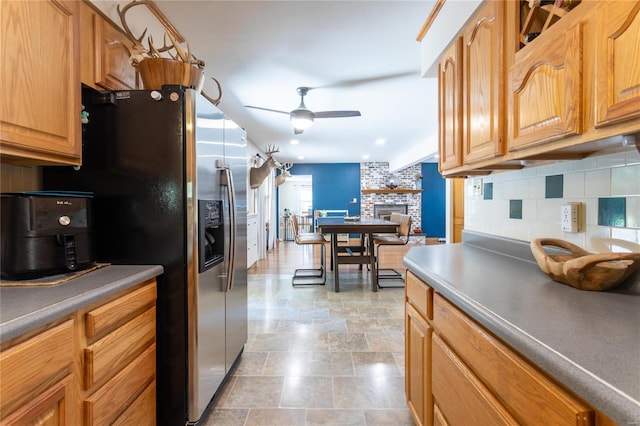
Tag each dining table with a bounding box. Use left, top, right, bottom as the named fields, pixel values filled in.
left=315, top=217, right=398, bottom=292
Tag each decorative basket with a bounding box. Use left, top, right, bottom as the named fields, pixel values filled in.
left=137, top=57, right=204, bottom=91
left=530, top=238, right=640, bottom=291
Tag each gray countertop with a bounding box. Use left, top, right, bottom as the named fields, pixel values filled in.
left=0, top=265, right=164, bottom=344
left=403, top=231, right=640, bottom=425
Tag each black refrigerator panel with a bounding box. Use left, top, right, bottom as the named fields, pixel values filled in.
left=43, top=87, right=190, bottom=425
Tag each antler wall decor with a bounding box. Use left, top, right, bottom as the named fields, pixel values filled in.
left=249, top=145, right=293, bottom=189
left=117, top=0, right=204, bottom=67
left=275, top=162, right=293, bottom=187
left=117, top=0, right=222, bottom=105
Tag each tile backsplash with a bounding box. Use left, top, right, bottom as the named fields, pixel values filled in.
left=465, top=150, right=640, bottom=252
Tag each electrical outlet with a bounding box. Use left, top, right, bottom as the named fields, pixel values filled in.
left=472, top=178, right=483, bottom=197
left=561, top=202, right=580, bottom=232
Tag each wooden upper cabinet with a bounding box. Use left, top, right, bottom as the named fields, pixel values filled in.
left=462, top=1, right=505, bottom=164
left=0, top=0, right=81, bottom=165
left=594, top=2, right=640, bottom=128
left=508, top=22, right=584, bottom=151
left=79, top=1, right=137, bottom=91
left=438, top=37, right=463, bottom=172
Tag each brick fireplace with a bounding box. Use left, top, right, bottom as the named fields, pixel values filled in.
left=360, top=162, right=421, bottom=230
left=374, top=204, right=408, bottom=221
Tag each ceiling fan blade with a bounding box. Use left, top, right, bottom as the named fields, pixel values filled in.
left=315, top=71, right=419, bottom=89
left=245, top=105, right=290, bottom=115
left=314, top=110, right=361, bottom=118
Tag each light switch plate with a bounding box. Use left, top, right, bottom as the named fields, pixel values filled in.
left=561, top=202, right=580, bottom=232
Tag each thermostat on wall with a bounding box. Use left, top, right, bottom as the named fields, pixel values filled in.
left=561, top=202, right=581, bottom=233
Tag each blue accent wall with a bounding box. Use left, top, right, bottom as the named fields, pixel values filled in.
left=289, top=163, right=361, bottom=215
left=277, top=162, right=445, bottom=239
left=421, top=163, right=445, bottom=237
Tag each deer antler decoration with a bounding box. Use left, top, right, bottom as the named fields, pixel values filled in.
left=275, top=162, right=293, bottom=187
left=118, top=0, right=205, bottom=68
left=249, top=146, right=283, bottom=189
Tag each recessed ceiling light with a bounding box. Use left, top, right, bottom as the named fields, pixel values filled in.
left=290, top=139, right=299, bottom=145
left=375, top=139, right=385, bottom=145
left=298, top=155, right=305, bottom=160
left=362, top=154, right=370, bottom=159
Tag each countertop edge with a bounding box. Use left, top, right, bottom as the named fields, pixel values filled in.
left=403, top=250, right=640, bottom=425
left=0, top=265, right=164, bottom=344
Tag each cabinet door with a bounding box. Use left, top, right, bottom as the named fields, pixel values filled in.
left=405, top=303, right=432, bottom=426
left=0, top=0, right=81, bottom=165
left=594, top=2, right=640, bottom=127
left=0, top=320, right=76, bottom=424
left=1, top=374, right=76, bottom=426
left=94, top=13, right=138, bottom=90
left=432, top=333, right=519, bottom=425
left=438, top=38, right=463, bottom=172
left=462, top=1, right=505, bottom=163
left=508, top=23, right=583, bottom=151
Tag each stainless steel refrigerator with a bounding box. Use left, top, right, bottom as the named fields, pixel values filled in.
left=44, top=86, right=248, bottom=425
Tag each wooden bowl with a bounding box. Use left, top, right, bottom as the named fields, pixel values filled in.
left=138, top=58, right=204, bottom=91
left=530, top=238, right=640, bottom=291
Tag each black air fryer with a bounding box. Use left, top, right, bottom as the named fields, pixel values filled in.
left=1, top=192, right=96, bottom=279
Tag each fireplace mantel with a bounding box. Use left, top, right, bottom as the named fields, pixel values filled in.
left=362, top=189, right=422, bottom=194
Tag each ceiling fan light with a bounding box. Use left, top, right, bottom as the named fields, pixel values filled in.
left=290, top=109, right=314, bottom=130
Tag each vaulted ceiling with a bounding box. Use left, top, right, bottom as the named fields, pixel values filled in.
left=94, top=1, right=443, bottom=170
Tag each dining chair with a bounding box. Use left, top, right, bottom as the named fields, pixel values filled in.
left=290, top=214, right=326, bottom=286
left=372, top=212, right=412, bottom=288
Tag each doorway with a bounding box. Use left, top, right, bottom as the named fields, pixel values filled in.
left=278, top=174, right=313, bottom=240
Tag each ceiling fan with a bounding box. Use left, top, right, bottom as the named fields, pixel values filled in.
left=245, top=87, right=361, bottom=134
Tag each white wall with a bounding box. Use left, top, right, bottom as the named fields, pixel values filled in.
left=464, top=150, right=640, bottom=253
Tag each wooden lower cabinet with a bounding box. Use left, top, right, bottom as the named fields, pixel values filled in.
left=405, top=271, right=611, bottom=426
left=0, top=278, right=157, bottom=425
left=405, top=303, right=432, bottom=426
left=0, top=320, right=77, bottom=425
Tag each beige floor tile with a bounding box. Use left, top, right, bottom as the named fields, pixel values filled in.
left=290, top=331, right=331, bottom=352
left=245, top=408, right=306, bottom=425
left=280, top=376, right=334, bottom=408
left=328, top=332, right=369, bottom=352
left=345, top=318, right=383, bottom=333
left=305, top=408, right=366, bottom=425
left=278, top=319, right=314, bottom=332
left=332, top=376, right=390, bottom=409
left=357, top=307, right=392, bottom=319
left=307, top=352, right=355, bottom=376
left=246, top=332, right=293, bottom=352
left=222, top=376, right=284, bottom=408
left=234, top=352, right=269, bottom=376
left=201, top=408, right=248, bottom=425
left=365, top=332, right=404, bottom=352
left=377, top=318, right=405, bottom=332
left=312, top=318, right=348, bottom=333
left=263, top=352, right=312, bottom=376
left=363, top=409, right=415, bottom=425
left=351, top=352, right=402, bottom=377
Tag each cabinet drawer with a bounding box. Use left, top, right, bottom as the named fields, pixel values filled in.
left=432, top=333, right=518, bottom=425
left=0, top=320, right=74, bottom=417
left=433, top=294, right=593, bottom=425
left=406, top=271, right=433, bottom=320
left=84, top=307, right=155, bottom=388
left=84, top=344, right=155, bottom=425
left=85, top=280, right=156, bottom=340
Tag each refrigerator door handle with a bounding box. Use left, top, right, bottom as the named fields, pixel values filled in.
left=222, top=166, right=237, bottom=292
